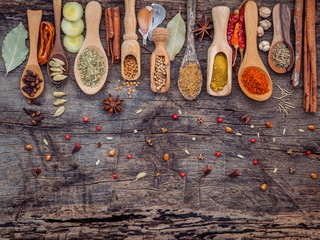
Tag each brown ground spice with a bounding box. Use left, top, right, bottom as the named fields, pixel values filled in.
left=179, top=62, right=201, bottom=99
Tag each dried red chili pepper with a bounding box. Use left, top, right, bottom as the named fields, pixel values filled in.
left=238, top=5, right=246, bottom=62
left=227, top=12, right=239, bottom=72
left=38, top=22, right=55, bottom=65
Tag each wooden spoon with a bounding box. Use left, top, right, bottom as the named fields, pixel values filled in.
left=238, top=1, right=272, bottom=101
left=20, top=10, right=43, bottom=99
left=150, top=28, right=170, bottom=93
left=207, top=6, right=232, bottom=97
left=121, top=0, right=141, bottom=81
left=74, top=1, right=108, bottom=95
left=47, top=0, right=68, bottom=85
left=178, top=0, right=203, bottom=100
left=268, top=4, right=294, bottom=74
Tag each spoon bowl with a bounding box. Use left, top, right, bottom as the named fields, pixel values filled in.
left=268, top=4, right=294, bottom=74
left=20, top=10, right=43, bottom=99
left=74, top=1, right=108, bottom=95
left=238, top=1, right=272, bottom=101
left=47, top=0, right=68, bottom=85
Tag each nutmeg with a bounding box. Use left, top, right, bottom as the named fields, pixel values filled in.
left=259, top=20, right=272, bottom=30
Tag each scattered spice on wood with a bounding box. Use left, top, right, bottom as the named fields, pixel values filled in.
left=307, top=125, right=316, bottom=131
left=163, top=154, right=169, bottom=161
left=96, top=159, right=101, bottom=165
left=227, top=169, right=239, bottom=177
left=265, top=121, right=272, bottom=128
left=22, top=70, right=43, bottom=97
left=135, top=172, right=147, bottom=181
left=273, top=85, right=295, bottom=115
left=286, top=148, right=293, bottom=155
left=192, top=14, right=213, bottom=42
left=45, top=154, right=51, bottom=162
left=241, top=115, right=250, bottom=124
left=237, top=154, right=245, bottom=159
left=23, top=108, right=41, bottom=117
left=32, top=116, right=45, bottom=125
left=96, top=142, right=102, bottom=148
left=260, top=183, right=267, bottom=192
left=202, top=166, right=212, bottom=177
left=72, top=142, right=81, bottom=154
left=155, top=170, right=162, bottom=178
left=241, top=67, right=269, bottom=95
left=310, top=173, right=318, bottom=179
left=102, top=94, right=124, bottom=116
left=25, top=144, right=33, bottom=150
left=197, top=118, right=203, bottom=124
left=27, top=99, right=41, bottom=105
left=225, top=127, right=233, bottom=133
left=179, top=62, right=202, bottom=99
left=32, top=167, right=42, bottom=176
left=161, top=127, right=168, bottom=134
left=146, top=139, right=153, bottom=147
left=289, top=167, right=296, bottom=174
left=198, top=153, right=204, bottom=160
left=43, top=139, right=48, bottom=146
left=38, top=21, right=54, bottom=65
left=109, top=150, right=116, bottom=157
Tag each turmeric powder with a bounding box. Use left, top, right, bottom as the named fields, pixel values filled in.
left=210, top=53, right=228, bottom=92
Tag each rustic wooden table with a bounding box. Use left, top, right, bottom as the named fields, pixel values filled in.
left=0, top=0, right=319, bottom=239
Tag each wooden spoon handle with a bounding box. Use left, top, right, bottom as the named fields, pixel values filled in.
left=244, top=1, right=258, bottom=57
left=272, top=4, right=291, bottom=44
left=124, top=0, right=138, bottom=40
left=186, top=0, right=196, bottom=51
left=212, top=6, right=230, bottom=44
left=85, top=1, right=102, bottom=42
left=53, top=0, right=62, bottom=41
left=27, top=10, right=42, bottom=63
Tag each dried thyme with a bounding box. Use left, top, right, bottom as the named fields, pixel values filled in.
left=78, top=48, right=105, bottom=87
left=272, top=43, right=290, bottom=69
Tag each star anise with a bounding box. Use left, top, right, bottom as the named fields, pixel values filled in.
left=192, top=14, right=213, bottom=42
left=102, top=94, right=124, bottom=116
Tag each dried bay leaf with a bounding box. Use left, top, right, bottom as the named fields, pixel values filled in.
left=54, top=106, right=65, bottom=117
left=2, top=23, right=29, bottom=75
left=165, top=9, right=186, bottom=61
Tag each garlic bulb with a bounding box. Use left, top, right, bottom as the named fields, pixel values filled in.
left=138, top=6, right=153, bottom=45
left=148, top=4, right=166, bottom=41
left=259, top=20, right=272, bottom=31
left=259, top=41, right=270, bottom=52
left=259, top=7, right=271, bottom=18
left=257, top=26, right=264, bottom=37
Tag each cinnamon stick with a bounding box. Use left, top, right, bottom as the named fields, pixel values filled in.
left=112, top=7, right=121, bottom=64
left=107, top=8, right=114, bottom=59
left=303, top=14, right=310, bottom=111
left=105, top=9, right=110, bottom=56
left=306, top=0, right=317, bottom=112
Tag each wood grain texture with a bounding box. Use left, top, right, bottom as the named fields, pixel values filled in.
left=0, top=0, right=320, bottom=239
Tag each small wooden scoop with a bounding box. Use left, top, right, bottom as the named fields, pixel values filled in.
left=74, top=1, right=108, bottom=95
left=121, top=0, right=140, bottom=81
left=47, top=0, right=68, bottom=85
left=238, top=1, right=272, bottom=101
left=150, top=28, right=170, bottom=93
left=20, top=10, right=44, bottom=99
left=207, top=6, right=232, bottom=97
left=178, top=0, right=203, bottom=100
left=268, top=4, right=294, bottom=74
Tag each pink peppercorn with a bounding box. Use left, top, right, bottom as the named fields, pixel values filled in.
left=83, top=117, right=89, bottom=122
left=173, top=114, right=178, bottom=120
left=113, top=174, right=118, bottom=179
left=97, top=126, right=101, bottom=131
left=251, top=138, right=256, bottom=143
left=253, top=160, right=258, bottom=165
left=180, top=172, right=185, bottom=177
left=216, top=151, right=221, bottom=157
left=306, top=151, right=311, bottom=155
left=65, top=135, right=70, bottom=140
left=218, top=118, right=222, bottom=123
left=127, top=154, right=132, bottom=159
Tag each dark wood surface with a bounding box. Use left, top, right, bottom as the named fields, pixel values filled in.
left=0, top=0, right=319, bottom=239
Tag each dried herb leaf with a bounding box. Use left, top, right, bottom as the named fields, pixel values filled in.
left=54, top=106, right=65, bottom=117
left=135, top=172, right=146, bottom=181
left=2, top=23, right=29, bottom=75
left=166, top=9, right=186, bottom=61
left=53, top=99, right=67, bottom=106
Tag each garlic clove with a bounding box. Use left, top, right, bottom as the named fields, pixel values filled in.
left=259, top=40, right=270, bottom=52
left=257, top=26, right=264, bottom=37
left=259, top=7, right=271, bottom=18
left=259, top=20, right=272, bottom=31
left=138, top=6, right=154, bottom=45
left=148, top=4, right=166, bottom=41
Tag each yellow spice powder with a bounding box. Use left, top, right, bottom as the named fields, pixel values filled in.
left=179, top=62, right=201, bottom=99
left=210, top=52, right=228, bottom=92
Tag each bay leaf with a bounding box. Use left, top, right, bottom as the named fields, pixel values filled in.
left=54, top=106, right=65, bottom=117
left=2, top=23, right=29, bottom=75
left=135, top=172, right=146, bottom=181
left=165, top=9, right=186, bottom=61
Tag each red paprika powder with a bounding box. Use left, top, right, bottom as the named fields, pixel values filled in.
left=241, top=67, right=270, bottom=95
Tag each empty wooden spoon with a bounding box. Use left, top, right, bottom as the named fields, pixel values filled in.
left=47, top=0, right=68, bottom=84
left=238, top=1, right=272, bottom=101
left=207, top=6, right=232, bottom=97
left=74, top=1, right=108, bottom=95
left=268, top=4, right=294, bottom=74
left=121, top=0, right=141, bottom=81
left=20, top=10, right=44, bottom=99
left=178, top=0, right=203, bottom=100
left=150, top=28, right=170, bottom=93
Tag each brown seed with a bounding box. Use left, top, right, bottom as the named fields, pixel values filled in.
left=72, top=142, right=81, bottom=154
left=225, top=127, right=233, bottom=133
left=241, top=115, right=251, bottom=124
left=308, top=125, right=316, bottom=131
left=96, top=142, right=102, bottom=148
left=45, top=154, right=51, bottom=161
left=265, top=121, right=272, bottom=128
left=109, top=150, right=116, bottom=157
left=25, top=144, right=33, bottom=150
left=163, top=153, right=169, bottom=161
left=260, top=183, right=267, bottom=191
left=310, top=173, right=318, bottom=179
left=32, top=167, right=42, bottom=176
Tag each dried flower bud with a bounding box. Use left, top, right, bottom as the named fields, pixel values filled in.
left=259, top=7, right=271, bottom=18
